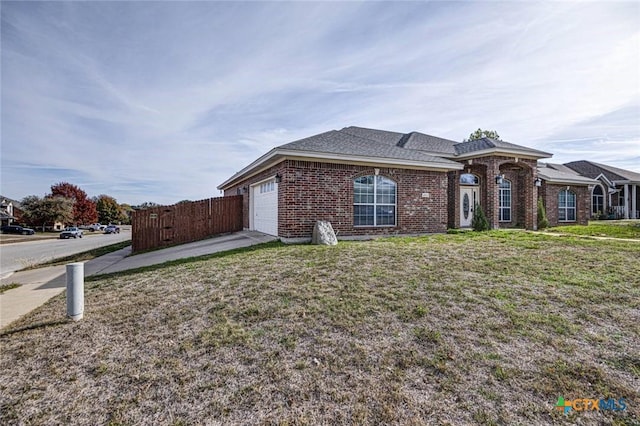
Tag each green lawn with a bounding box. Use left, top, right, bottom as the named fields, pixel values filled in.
left=548, top=220, right=640, bottom=239
left=1, top=232, right=638, bottom=425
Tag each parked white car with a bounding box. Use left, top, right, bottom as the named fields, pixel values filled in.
left=60, top=227, right=83, bottom=239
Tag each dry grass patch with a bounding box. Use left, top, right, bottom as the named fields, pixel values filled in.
left=1, top=232, right=638, bottom=425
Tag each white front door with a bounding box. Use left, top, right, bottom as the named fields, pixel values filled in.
left=251, top=179, right=278, bottom=236
left=460, top=187, right=479, bottom=228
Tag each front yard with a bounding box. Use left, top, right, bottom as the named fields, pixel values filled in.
left=547, top=220, right=640, bottom=239
left=0, top=231, right=638, bottom=425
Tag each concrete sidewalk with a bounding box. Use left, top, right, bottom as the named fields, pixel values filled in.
left=0, top=231, right=277, bottom=329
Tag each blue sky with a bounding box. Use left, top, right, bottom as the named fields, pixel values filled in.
left=2, top=1, right=639, bottom=205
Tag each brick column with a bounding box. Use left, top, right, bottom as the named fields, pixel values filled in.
left=524, top=170, right=536, bottom=230
left=487, top=163, right=500, bottom=229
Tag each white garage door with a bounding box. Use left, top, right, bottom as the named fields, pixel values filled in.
left=252, top=179, right=278, bottom=236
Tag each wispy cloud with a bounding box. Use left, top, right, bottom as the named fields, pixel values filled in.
left=2, top=1, right=638, bottom=204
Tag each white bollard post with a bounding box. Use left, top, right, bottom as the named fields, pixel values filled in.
left=66, top=262, right=84, bottom=321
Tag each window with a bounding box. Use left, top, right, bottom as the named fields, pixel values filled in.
left=354, top=176, right=396, bottom=226
left=559, top=189, right=576, bottom=222
left=592, top=185, right=604, bottom=215
left=499, top=179, right=511, bottom=222
left=259, top=181, right=275, bottom=193
left=460, top=173, right=479, bottom=185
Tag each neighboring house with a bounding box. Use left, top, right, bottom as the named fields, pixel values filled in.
left=563, top=160, right=640, bottom=220
left=218, top=126, right=639, bottom=241
left=0, top=196, right=22, bottom=227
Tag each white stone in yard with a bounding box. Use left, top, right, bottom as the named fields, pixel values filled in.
left=311, top=221, right=338, bottom=246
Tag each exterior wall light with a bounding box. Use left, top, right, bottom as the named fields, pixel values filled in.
left=275, top=174, right=282, bottom=183
left=534, top=177, right=542, bottom=187
left=495, top=174, right=504, bottom=185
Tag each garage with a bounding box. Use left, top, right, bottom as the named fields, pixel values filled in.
left=251, top=178, right=278, bottom=236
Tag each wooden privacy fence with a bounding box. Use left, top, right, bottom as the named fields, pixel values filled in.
left=131, top=195, right=243, bottom=252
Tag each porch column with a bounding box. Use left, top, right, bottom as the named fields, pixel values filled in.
left=525, top=171, right=536, bottom=230
left=633, top=184, right=637, bottom=219
left=624, top=184, right=630, bottom=219
left=488, top=165, right=500, bottom=229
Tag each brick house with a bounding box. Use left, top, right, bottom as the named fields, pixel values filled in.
left=218, top=127, right=562, bottom=241
left=0, top=195, right=23, bottom=227
left=563, top=161, right=640, bottom=220
left=218, top=126, right=639, bottom=240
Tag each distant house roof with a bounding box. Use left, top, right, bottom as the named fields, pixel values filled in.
left=564, top=160, right=640, bottom=184
left=0, top=195, right=21, bottom=209
left=538, top=163, right=599, bottom=185
left=218, top=126, right=552, bottom=190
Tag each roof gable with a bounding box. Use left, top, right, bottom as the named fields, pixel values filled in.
left=564, top=160, right=640, bottom=183
left=538, top=163, right=598, bottom=185
left=454, top=137, right=551, bottom=158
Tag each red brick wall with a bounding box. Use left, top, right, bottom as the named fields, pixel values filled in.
left=540, top=183, right=590, bottom=226
left=225, top=159, right=449, bottom=239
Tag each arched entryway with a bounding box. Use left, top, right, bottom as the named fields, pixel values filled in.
left=497, top=162, right=535, bottom=228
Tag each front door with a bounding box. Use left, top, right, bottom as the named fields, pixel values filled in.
left=460, top=187, right=479, bottom=228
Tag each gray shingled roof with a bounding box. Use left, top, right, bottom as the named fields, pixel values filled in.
left=339, top=126, right=405, bottom=146
left=280, top=130, right=460, bottom=165
left=564, top=160, right=640, bottom=183
left=219, top=126, right=554, bottom=189
left=538, top=163, right=598, bottom=185
left=454, top=137, right=551, bottom=157
left=340, top=127, right=459, bottom=155
left=544, top=163, right=582, bottom=175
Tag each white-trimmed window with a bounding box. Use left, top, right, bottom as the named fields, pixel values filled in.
left=499, top=179, right=511, bottom=222
left=559, top=189, right=576, bottom=222
left=592, top=185, right=604, bottom=216
left=354, top=176, right=396, bottom=226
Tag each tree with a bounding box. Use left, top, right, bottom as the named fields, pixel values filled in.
left=21, top=195, right=73, bottom=231
left=95, top=195, right=125, bottom=224
left=119, top=203, right=134, bottom=225
left=465, top=128, right=501, bottom=142
left=135, top=201, right=160, bottom=210
left=537, top=197, right=549, bottom=230
left=472, top=203, right=490, bottom=231
left=50, top=182, right=97, bottom=225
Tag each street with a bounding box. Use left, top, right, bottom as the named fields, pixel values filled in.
left=0, top=229, right=131, bottom=278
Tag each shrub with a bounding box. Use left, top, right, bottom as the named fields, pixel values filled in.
left=472, top=203, right=490, bottom=231
left=537, top=197, right=549, bottom=230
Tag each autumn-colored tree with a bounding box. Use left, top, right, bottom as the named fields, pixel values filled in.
left=50, top=182, right=97, bottom=225
left=135, top=201, right=160, bottom=209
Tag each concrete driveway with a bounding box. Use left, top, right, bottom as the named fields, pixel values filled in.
left=0, top=231, right=277, bottom=329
